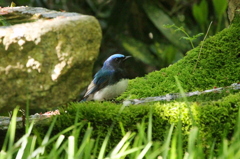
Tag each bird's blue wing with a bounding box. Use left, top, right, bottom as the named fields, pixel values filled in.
left=83, top=69, right=113, bottom=99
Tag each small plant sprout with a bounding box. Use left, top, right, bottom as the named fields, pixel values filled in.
left=163, top=24, right=204, bottom=49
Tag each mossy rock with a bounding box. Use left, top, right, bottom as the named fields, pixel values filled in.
left=0, top=7, right=102, bottom=112
left=34, top=11, right=240, bottom=153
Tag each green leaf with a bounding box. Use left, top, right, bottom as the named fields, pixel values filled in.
left=120, top=35, right=158, bottom=66
left=193, top=33, right=204, bottom=39
left=213, top=0, right=228, bottom=17
left=192, top=0, right=209, bottom=31
left=142, top=1, right=190, bottom=52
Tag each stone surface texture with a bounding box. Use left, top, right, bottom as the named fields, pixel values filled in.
left=0, top=7, right=102, bottom=112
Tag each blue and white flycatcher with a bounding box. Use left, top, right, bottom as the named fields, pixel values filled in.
left=82, top=54, right=131, bottom=101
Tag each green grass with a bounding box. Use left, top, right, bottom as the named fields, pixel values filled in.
left=1, top=105, right=240, bottom=159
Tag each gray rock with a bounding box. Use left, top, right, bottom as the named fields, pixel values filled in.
left=0, top=7, right=102, bottom=112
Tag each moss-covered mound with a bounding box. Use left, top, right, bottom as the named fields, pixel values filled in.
left=35, top=91, right=240, bottom=153
left=118, top=14, right=240, bottom=100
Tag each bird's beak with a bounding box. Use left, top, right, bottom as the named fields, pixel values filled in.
left=123, top=56, right=131, bottom=61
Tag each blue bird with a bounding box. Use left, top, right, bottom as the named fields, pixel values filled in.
left=81, top=54, right=131, bottom=101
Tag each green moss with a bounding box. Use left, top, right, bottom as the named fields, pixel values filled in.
left=34, top=91, right=240, bottom=154
left=118, top=15, right=240, bottom=100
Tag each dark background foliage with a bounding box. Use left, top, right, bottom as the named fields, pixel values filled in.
left=0, top=0, right=228, bottom=78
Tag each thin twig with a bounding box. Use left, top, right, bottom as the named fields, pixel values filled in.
left=193, top=21, right=213, bottom=71
left=123, top=83, right=240, bottom=106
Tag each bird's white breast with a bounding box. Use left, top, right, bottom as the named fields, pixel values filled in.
left=93, top=79, right=128, bottom=101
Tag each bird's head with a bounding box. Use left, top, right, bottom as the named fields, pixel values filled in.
left=103, top=54, right=131, bottom=69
